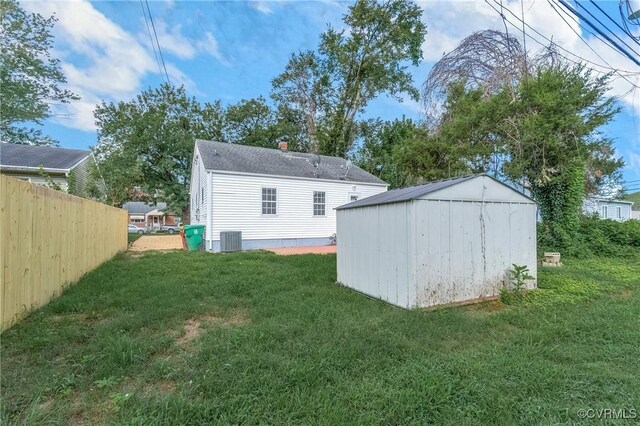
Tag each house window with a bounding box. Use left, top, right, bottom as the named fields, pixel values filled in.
left=201, top=187, right=205, bottom=204
left=349, top=193, right=360, bottom=202
left=313, top=191, right=326, bottom=216
left=602, top=206, right=608, bottom=218
left=262, top=188, right=277, bottom=215
left=616, top=206, right=622, bottom=219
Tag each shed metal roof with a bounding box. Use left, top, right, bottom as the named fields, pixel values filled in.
left=0, top=143, right=90, bottom=170
left=336, top=174, right=532, bottom=209
left=196, top=139, right=386, bottom=185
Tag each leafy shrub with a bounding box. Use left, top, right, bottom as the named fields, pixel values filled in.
left=538, top=215, right=640, bottom=258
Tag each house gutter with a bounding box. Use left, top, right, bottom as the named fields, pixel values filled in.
left=0, top=165, right=70, bottom=174
left=205, top=169, right=388, bottom=187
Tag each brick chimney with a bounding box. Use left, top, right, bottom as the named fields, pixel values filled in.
left=278, top=140, right=288, bottom=152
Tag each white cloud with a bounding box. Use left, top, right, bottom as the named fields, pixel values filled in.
left=21, top=0, right=159, bottom=131
left=197, top=32, right=229, bottom=65
left=20, top=0, right=228, bottom=133
left=250, top=1, right=273, bottom=15
left=143, top=21, right=197, bottom=60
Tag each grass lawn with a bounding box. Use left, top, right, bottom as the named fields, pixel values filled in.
left=2, top=250, right=639, bottom=424
left=127, top=233, right=143, bottom=244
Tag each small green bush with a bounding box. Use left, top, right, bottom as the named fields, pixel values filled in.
left=539, top=215, right=640, bottom=258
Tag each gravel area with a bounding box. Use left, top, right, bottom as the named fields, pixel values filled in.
left=129, top=235, right=183, bottom=251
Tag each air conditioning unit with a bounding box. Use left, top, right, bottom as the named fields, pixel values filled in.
left=220, top=231, right=242, bottom=252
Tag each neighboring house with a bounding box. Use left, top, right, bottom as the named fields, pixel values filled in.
left=190, top=139, right=388, bottom=251
left=583, top=198, right=635, bottom=221
left=121, top=201, right=179, bottom=229
left=0, top=143, right=104, bottom=198
left=631, top=207, right=640, bottom=221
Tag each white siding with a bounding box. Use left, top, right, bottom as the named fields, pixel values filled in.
left=189, top=145, right=208, bottom=226
left=337, top=175, right=538, bottom=309
left=209, top=172, right=386, bottom=242
left=583, top=199, right=634, bottom=221
left=1, top=171, right=68, bottom=191
left=412, top=199, right=537, bottom=308
left=337, top=203, right=412, bottom=307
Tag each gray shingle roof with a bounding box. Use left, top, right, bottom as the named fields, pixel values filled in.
left=121, top=202, right=169, bottom=214
left=196, top=139, right=386, bottom=185
left=0, top=143, right=90, bottom=170
left=336, top=174, right=485, bottom=210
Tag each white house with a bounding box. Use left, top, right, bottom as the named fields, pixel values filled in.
left=336, top=174, right=538, bottom=309
left=189, top=139, right=387, bottom=251
left=583, top=198, right=635, bottom=221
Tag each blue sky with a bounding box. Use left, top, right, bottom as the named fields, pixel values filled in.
left=22, top=0, right=640, bottom=189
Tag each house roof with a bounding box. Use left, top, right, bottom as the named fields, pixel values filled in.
left=336, top=174, right=532, bottom=210
left=195, top=139, right=386, bottom=185
left=0, top=143, right=90, bottom=171
left=121, top=202, right=169, bottom=215
left=591, top=198, right=634, bottom=205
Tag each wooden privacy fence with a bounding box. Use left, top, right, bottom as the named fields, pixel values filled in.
left=1, top=175, right=128, bottom=331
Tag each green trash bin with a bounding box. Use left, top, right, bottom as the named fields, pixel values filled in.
left=184, top=224, right=205, bottom=251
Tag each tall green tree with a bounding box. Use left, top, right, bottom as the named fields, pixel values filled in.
left=272, top=0, right=427, bottom=157
left=94, top=84, right=222, bottom=217
left=224, top=96, right=307, bottom=151
left=407, top=65, right=622, bottom=244
left=503, top=66, right=621, bottom=243
left=354, top=118, right=421, bottom=188
left=0, top=0, right=77, bottom=145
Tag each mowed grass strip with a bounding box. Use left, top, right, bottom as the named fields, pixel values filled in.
left=1, top=250, right=639, bottom=424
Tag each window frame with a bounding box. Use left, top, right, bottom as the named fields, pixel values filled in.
left=313, top=191, right=326, bottom=217
left=602, top=205, right=608, bottom=218
left=616, top=206, right=622, bottom=219
left=261, top=187, right=277, bottom=216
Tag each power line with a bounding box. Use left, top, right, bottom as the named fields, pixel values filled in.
left=574, top=0, right=640, bottom=54
left=140, top=0, right=166, bottom=84
left=485, top=0, right=640, bottom=89
left=144, top=0, right=171, bottom=85
left=547, top=0, right=639, bottom=88
left=588, top=0, right=640, bottom=48
left=556, top=0, right=640, bottom=66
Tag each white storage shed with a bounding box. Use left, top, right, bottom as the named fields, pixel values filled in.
left=336, top=174, right=538, bottom=309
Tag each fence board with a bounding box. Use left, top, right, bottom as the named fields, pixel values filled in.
left=0, top=175, right=128, bottom=331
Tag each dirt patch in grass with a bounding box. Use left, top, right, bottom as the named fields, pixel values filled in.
left=176, top=310, right=250, bottom=346
left=129, top=235, right=183, bottom=252
left=613, top=288, right=633, bottom=300
left=463, top=299, right=504, bottom=318
left=143, top=380, right=176, bottom=395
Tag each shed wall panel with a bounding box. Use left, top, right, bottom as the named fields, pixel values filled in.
left=337, top=203, right=411, bottom=308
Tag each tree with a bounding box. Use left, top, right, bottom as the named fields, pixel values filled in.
left=272, top=0, right=427, bottom=157
left=354, top=118, right=420, bottom=188
left=411, top=64, right=622, bottom=244
left=223, top=96, right=308, bottom=151
left=0, top=0, right=77, bottom=145
left=271, top=51, right=330, bottom=153
left=94, top=84, right=222, bottom=218
left=502, top=66, right=621, bottom=243
left=421, top=30, right=562, bottom=127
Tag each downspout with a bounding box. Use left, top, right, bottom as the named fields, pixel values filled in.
left=206, top=171, right=213, bottom=251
